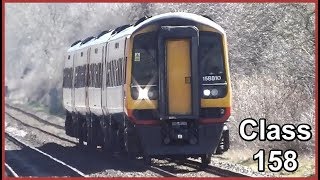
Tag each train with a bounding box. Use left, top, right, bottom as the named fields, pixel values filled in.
left=63, top=12, right=232, bottom=166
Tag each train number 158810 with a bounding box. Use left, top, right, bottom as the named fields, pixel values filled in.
left=202, top=76, right=221, bottom=82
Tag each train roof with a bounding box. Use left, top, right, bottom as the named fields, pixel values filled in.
left=131, top=12, right=226, bottom=35
left=67, top=12, right=225, bottom=53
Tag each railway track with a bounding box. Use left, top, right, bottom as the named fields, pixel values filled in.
left=5, top=106, right=178, bottom=177
left=148, top=166, right=178, bottom=177
left=5, top=132, right=86, bottom=177
left=5, top=103, right=64, bottom=130
left=182, top=159, right=250, bottom=177
left=160, top=158, right=250, bottom=177
left=5, top=163, right=19, bottom=177
left=5, top=103, right=251, bottom=177
left=5, top=112, right=76, bottom=145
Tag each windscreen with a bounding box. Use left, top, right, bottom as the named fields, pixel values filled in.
left=132, top=32, right=158, bottom=86
left=199, top=31, right=226, bottom=84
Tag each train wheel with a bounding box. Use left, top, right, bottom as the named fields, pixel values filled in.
left=65, top=111, right=73, bottom=136
left=77, top=118, right=85, bottom=148
left=103, top=124, right=112, bottom=152
left=200, top=154, right=211, bottom=168
left=78, top=129, right=84, bottom=148
left=116, top=129, right=125, bottom=152
left=87, top=113, right=99, bottom=151
left=103, top=116, right=117, bottom=153
left=124, top=127, right=136, bottom=160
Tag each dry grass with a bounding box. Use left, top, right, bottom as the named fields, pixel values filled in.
left=228, top=73, right=315, bottom=154
left=213, top=149, right=315, bottom=177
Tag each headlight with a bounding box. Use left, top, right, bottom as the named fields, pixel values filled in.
left=211, top=89, right=219, bottom=96
left=131, top=88, right=139, bottom=99
left=203, top=89, right=211, bottom=96
left=202, top=85, right=227, bottom=99
left=148, top=88, right=158, bottom=100
left=131, top=86, right=158, bottom=100
left=138, top=88, right=149, bottom=99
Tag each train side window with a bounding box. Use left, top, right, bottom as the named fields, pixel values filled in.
left=68, top=55, right=70, bottom=60
left=99, top=63, right=102, bottom=88
left=124, top=57, right=127, bottom=83
left=110, top=61, right=114, bottom=87
left=115, top=60, right=118, bottom=86
left=79, top=67, right=81, bottom=88
left=69, top=69, right=72, bottom=88
left=118, top=58, right=122, bottom=85
left=88, top=64, right=92, bottom=87
left=83, top=65, right=85, bottom=88
left=78, top=67, right=80, bottom=88
left=85, top=64, right=89, bottom=87
left=106, top=63, right=109, bottom=87
left=115, top=42, right=119, bottom=49
left=93, top=64, right=97, bottom=87
left=96, top=63, right=100, bottom=88
left=95, top=48, right=98, bottom=54
left=67, top=68, right=71, bottom=88
left=109, top=61, right=113, bottom=87
left=77, top=67, right=81, bottom=88
left=121, top=58, right=124, bottom=84
left=80, top=66, right=83, bottom=87
left=81, top=65, right=84, bottom=88
left=84, top=65, right=86, bottom=88
left=82, top=64, right=88, bottom=87
left=113, top=60, right=117, bottom=86
left=114, top=60, right=118, bottom=86
left=92, top=64, right=96, bottom=88
left=119, top=59, right=122, bottom=85
left=74, top=68, right=77, bottom=88
left=98, top=63, right=102, bottom=88
left=62, top=69, right=65, bottom=88
left=101, top=63, right=104, bottom=88
left=80, top=66, right=83, bottom=88
left=91, top=64, right=95, bottom=87
left=70, top=68, right=73, bottom=88
left=95, top=64, right=99, bottom=88
left=87, top=64, right=90, bottom=87
left=92, top=64, right=95, bottom=87
left=117, top=59, right=121, bottom=85
left=106, top=62, right=110, bottom=87
left=97, top=64, right=100, bottom=88
left=68, top=68, right=71, bottom=88
left=74, top=67, right=78, bottom=88
left=109, top=62, right=113, bottom=87
left=111, top=61, right=114, bottom=87
left=94, top=64, right=99, bottom=88
left=64, top=68, right=68, bottom=88
left=63, top=69, right=66, bottom=88
left=118, top=60, right=121, bottom=86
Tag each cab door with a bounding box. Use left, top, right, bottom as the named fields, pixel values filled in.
left=158, top=26, right=199, bottom=119
left=166, top=39, right=192, bottom=115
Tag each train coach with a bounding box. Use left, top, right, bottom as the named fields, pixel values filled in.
left=63, top=12, right=232, bottom=166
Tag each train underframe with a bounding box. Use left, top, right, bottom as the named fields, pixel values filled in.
left=65, top=110, right=230, bottom=166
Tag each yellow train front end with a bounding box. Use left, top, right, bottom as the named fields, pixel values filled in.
left=124, top=13, right=231, bottom=165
